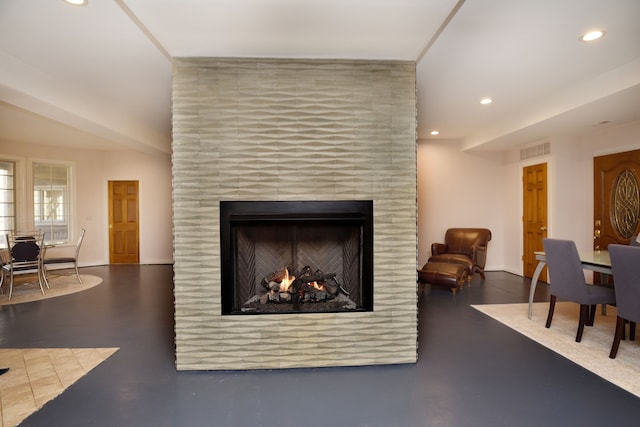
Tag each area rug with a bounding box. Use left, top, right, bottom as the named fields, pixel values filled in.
left=0, top=347, right=119, bottom=427
left=0, top=274, right=103, bottom=305
left=472, top=301, right=640, bottom=398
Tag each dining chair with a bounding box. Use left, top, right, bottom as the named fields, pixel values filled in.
left=43, top=228, right=86, bottom=285
left=607, top=244, right=640, bottom=358
left=542, top=238, right=616, bottom=342
left=0, top=249, right=10, bottom=290
left=1, top=231, right=47, bottom=300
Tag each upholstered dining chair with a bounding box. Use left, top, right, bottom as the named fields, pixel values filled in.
left=542, top=238, right=616, bottom=342
left=43, top=228, right=86, bottom=285
left=607, top=244, right=640, bottom=359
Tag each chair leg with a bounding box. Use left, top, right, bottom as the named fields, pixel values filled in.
left=545, top=295, right=556, bottom=328
left=42, top=265, right=50, bottom=289
left=576, top=304, right=589, bottom=342
left=630, top=322, right=636, bottom=341
left=37, top=275, right=45, bottom=295
left=74, top=261, right=82, bottom=284
left=37, top=263, right=47, bottom=294
left=587, top=304, right=597, bottom=326
left=610, top=316, right=626, bottom=358
left=8, top=270, right=14, bottom=300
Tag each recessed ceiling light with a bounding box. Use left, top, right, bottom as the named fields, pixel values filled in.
left=430, top=130, right=440, bottom=136
left=480, top=98, right=492, bottom=105
left=580, top=30, right=605, bottom=42
left=63, top=0, right=88, bottom=6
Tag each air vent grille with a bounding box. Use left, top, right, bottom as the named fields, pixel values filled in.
left=520, top=142, right=550, bottom=161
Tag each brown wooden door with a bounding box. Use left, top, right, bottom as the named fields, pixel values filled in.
left=594, top=150, right=640, bottom=250
left=523, top=163, right=548, bottom=280
left=108, top=180, right=139, bottom=264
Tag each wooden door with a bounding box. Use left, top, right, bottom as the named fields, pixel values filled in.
left=108, top=180, right=139, bottom=264
left=594, top=150, right=640, bottom=250
left=523, top=163, right=548, bottom=280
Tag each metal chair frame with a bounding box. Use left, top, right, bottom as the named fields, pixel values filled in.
left=43, top=228, right=86, bottom=285
left=1, top=231, right=47, bottom=300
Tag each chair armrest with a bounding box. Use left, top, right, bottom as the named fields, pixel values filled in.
left=431, top=243, right=447, bottom=256
left=474, top=245, right=488, bottom=268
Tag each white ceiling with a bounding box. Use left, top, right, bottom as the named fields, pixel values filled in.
left=1, top=0, right=639, bottom=155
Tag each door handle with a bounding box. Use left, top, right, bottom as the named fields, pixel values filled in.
left=540, top=226, right=547, bottom=231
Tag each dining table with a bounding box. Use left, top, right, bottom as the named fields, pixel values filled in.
left=528, top=250, right=612, bottom=319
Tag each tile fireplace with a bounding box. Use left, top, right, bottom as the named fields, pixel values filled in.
left=172, top=57, right=417, bottom=370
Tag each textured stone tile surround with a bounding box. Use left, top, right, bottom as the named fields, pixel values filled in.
left=172, top=58, right=418, bottom=370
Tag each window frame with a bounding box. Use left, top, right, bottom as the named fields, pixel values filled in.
left=0, top=156, right=28, bottom=243
left=0, top=155, right=76, bottom=247
left=0, top=159, right=17, bottom=239
left=29, top=158, right=76, bottom=245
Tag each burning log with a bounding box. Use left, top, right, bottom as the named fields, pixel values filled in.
left=268, top=291, right=280, bottom=302
left=298, top=265, right=336, bottom=282
left=265, top=267, right=290, bottom=283
left=303, top=288, right=328, bottom=302
left=280, top=292, right=292, bottom=302
left=267, top=290, right=291, bottom=302
left=258, top=265, right=345, bottom=304
left=243, top=265, right=357, bottom=312
left=267, top=281, right=280, bottom=291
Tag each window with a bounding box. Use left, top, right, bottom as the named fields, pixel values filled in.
left=33, top=163, right=72, bottom=243
left=0, top=161, right=16, bottom=239
left=0, top=158, right=74, bottom=246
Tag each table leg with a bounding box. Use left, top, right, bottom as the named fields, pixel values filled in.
left=601, top=273, right=609, bottom=315
left=528, top=260, right=546, bottom=319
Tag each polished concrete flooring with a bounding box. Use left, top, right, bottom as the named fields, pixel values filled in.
left=1, top=265, right=639, bottom=426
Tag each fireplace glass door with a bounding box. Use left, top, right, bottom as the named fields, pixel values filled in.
left=220, top=201, right=373, bottom=315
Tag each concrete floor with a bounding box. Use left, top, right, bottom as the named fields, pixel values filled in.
left=1, top=265, right=639, bottom=427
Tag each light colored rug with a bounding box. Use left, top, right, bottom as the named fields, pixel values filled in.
left=0, top=347, right=119, bottom=427
left=0, top=273, right=103, bottom=305
left=472, top=301, right=640, bottom=398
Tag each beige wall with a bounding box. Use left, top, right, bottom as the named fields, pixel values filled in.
left=418, top=118, right=640, bottom=277
left=417, top=140, right=506, bottom=270
left=0, top=140, right=173, bottom=266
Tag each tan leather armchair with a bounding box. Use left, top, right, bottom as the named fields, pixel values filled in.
left=428, top=228, right=492, bottom=281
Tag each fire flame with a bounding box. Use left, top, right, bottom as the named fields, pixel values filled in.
left=308, top=281, right=326, bottom=291
left=279, top=268, right=295, bottom=292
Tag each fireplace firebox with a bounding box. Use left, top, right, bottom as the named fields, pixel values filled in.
left=220, top=200, right=373, bottom=315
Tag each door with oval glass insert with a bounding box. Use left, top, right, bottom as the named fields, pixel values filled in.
left=593, top=149, right=640, bottom=250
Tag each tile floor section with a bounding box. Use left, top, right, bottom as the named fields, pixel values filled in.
left=0, top=348, right=118, bottom=427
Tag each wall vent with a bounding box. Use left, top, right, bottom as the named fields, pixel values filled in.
left=520, top=142, right=550, bottom=161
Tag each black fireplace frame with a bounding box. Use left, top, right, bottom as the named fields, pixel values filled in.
left=220, top=200, right=374, bottom=315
